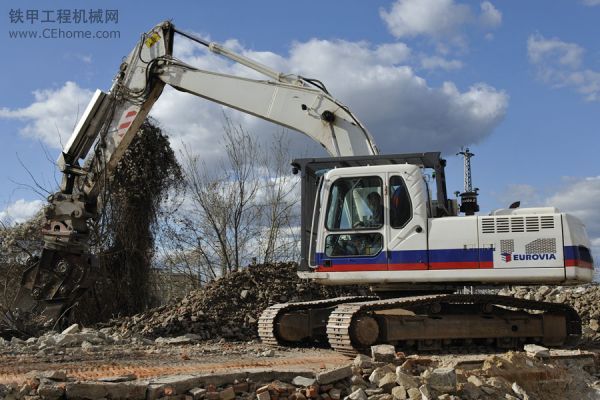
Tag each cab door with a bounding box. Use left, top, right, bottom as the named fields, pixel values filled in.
left=317, top=174, right=387, bottom=272
left=386, top=168, right=429, bottom=270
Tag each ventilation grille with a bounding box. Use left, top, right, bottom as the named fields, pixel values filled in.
left=481, top=216, right=555, bottom=234
left=541, top=216, right=555, bottom=229
left=500, top=239, right=514, bottom=254
left=525, top=238, right=556, bottom=254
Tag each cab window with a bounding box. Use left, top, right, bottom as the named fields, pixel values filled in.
left=325, top=233, right=383, bottom=257
left=325, top=176, right=383, bottom=230
left=389, top=176, right=412, bottom=229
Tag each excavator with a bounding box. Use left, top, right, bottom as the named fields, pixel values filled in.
left=5, top=22, right=594, bottom=355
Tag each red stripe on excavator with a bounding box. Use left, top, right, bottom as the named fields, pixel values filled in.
left=429, top=261, right=493, bottom=269
left=125, top=111, right=137, bottom=118
left=316, top=264, right=386, bottom=272
left=565, top=259, right=593, bottom=269
left=118, top=121, right=132, bottom=130
left=316, top=261, right=494, bottom=272
left=388, top=263, right=427, bottom=270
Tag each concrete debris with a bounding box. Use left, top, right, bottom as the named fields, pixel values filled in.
left=377, top=372, right=398, bottom=392
left=260, top=349, right=275, bottom=357
left=371, top=344, right=396, bottom=363
left=40, top=370, right=67, bottom=382
left=316, top=365, right=353, bottom=384
left=369, top=366, right=394, bottom=386
left=395, top=370, right=418, bottom=390
left=353, top=354, right=373, bottom=370
left=511, top=381, right=529, bottom=400
left=523, top=344, right=550, bottom=358
left=37, top=380, right=65, bottom=400
left=292, top=376, right=317, bottom=387
left=347, top=388, right=368, bottom=400
left=391, top=385, right=407, bottom=400
left=61, top=324, right=80, bottom=335
left=0, top=348, right=596, bottom=400
left=406, top=387, right=421, bottom=400
left=426, top=368, right=455, bottom=392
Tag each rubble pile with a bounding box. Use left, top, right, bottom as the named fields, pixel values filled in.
left=497, top=283, right=600, bottom=342
left=0, top=323, right=153, bottom=357
left=106, top=262, right=365, bottom=341
left=1, top=344, right=598, bottom=400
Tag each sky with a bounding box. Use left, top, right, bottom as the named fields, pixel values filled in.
left=0, top=0, right=599, bottom=265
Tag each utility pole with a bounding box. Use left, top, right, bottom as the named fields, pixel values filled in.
left=458, top=147, right=475, bottom=192
left=456, top=147, right=479, bottom=216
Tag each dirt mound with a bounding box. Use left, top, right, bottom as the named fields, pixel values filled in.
left=106, top=262, right=365, bottom=341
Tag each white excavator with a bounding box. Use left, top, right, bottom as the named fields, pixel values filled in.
left=7, top=22, right=594, bottom=354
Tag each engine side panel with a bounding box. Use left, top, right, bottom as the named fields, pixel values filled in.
left=478, top=213, right=564, bottom=269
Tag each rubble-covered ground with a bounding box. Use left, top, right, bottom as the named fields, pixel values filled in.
left=0, top=337, right=599, bottom=400
left=104, top=263, right=367, bottom=341
left=2, top=263, right=600, bottom=399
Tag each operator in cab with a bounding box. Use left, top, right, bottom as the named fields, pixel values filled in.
left=367, top=191, right=383, bottom=226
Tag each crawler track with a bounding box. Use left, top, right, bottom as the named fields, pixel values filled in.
left=326, top=294, right=581, bottom=356
left=258, top=297, right=374, bottom=347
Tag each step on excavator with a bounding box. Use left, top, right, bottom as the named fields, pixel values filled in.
left=4, top=22, right=594, bottom=354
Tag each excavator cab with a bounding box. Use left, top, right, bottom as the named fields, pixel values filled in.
left=293, top=152, right=452, bottom=275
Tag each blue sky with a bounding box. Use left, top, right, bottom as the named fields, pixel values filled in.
left=1, top=0, right=599, bottom=262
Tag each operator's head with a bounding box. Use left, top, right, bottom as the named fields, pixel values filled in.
left=367, top=191, right=381, bottom=211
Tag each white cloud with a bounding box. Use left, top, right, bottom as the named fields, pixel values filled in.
left=375, top=43, right=412, bottom=64
left=2, top=35, right=508, bottom=166
left=0, top=82, right=94, bottom=149
left=0, top=199, right=43, bottom=225
left=545, top=177, right=600, bottom=236
left=380, top=0, right=471, bottom=39
left=379, top=0, right=502, bottom=49
left=582, top=0, right=600, bottom=5
left=528, top=34, right=583, bottom=68
left=420, top=55, right=464, bottom=70
left=155, top=37, right=507, bottom=157
left=527, top=34, right=600, bottom=101
left=479, top=1, right=502, bottom=28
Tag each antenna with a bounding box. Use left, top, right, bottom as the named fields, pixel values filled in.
left=456, top=147, right=479, bottom=216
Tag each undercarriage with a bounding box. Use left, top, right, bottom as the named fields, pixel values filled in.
left=258, top=294, right=581, bottom=356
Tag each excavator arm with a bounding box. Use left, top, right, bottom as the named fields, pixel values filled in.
left=7, top=21, right=378, bottom=330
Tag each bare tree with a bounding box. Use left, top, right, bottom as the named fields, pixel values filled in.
left=178, top=118, right=260, bottom=275
left=256, top=131, right=300, bottom=264
left=158, top=119, right=300, bottom=288
left=0, top=213, right=44, bottom=309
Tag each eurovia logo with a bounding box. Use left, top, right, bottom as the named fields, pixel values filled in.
left=502, top=252, right=557, bottom=263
